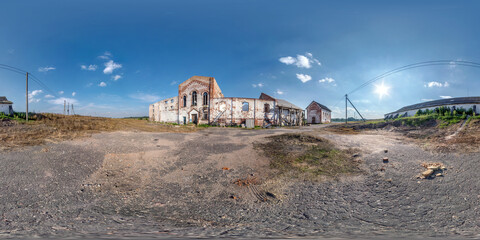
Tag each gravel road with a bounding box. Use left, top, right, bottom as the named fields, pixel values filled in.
left=1, top=125, right=480, bottom=239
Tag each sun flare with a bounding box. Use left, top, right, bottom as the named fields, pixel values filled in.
left=373, top=81, right=391, bottom=99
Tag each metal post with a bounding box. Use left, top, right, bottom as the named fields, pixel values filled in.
left=26, top=72, right=28, bottom=121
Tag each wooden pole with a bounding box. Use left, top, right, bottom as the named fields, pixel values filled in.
left=26, top=72, right=28, bottom=121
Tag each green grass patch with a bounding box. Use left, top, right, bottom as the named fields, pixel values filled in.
left=257, top=133, right=362, bottom=179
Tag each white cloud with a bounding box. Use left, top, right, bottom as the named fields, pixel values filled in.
left=72, top=92, right=76, bottom=97
left=38, top=66, right=56, bottom=72
left=81, top=64, right=97, bottom=71
left=31, top=90, right=43, bottom=96
left=98, top=51, right=112, bottom=60
left=103, top=60, right=122, bottom=74
left=258, top=83, right=264, bottom=87
left=58, top=91, right=64, bottom=95
left=86, top=83, right=93, bottom=87
left=44, top=94, right=55, bottom=99
left=28, top=90, right=43, bottom=103
left=99, top=82, right=107, bottom=87
left=296, top=55, right=311, bottom=68
left=440, top=96, right=452, bottom=99
left=319, top=77, right=335, bottom=83
left=421, top=99, right=434, bottom=102
left=276, top=90, right=284, bottom=95
left=252, top=83, right=264, bottom=88
left=426, top=81, right=449, bottom=88
left=47, top=97, right=78, bottom=105
left=296, top=73, right=312, bottom=83
left=278, top=53, right=321, bottom=68
left=170, top=81, right=178, bottom=86
left=279, top=56, right=296, bottom=65
left=112, top=75, right=122, bottom=81
left=129, top=93, right=161, bottom=102
left=319, top=77, right=336, bottom=86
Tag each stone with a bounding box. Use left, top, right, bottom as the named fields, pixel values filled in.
left=427, top=166, right=441, bottom=171
left=422, top=169, right=434, bottom=177
left=383, top=157, right=389, bottom=163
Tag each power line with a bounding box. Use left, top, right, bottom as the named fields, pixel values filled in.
left=342, top=59, right=480, bottom=122
left=348, top=60, right=480, bottom=95
left=0, top=63, right=59, bottom=98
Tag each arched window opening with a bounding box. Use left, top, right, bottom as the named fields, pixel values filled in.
left=203, top=92, right=208, bottom=106
left=264, top=103, right=270, bottom=112
left=192, top=91, right=197, bottom=106
left=242, top=102, right=249, bottom=111
left=183, top=95, right=187, bottom=107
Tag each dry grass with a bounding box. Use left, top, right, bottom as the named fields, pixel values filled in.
left=326, top=119, right=480, bottom=153
left=256, top=133, right=362, bottom=180
left=0, top=114, right=197, bottom=150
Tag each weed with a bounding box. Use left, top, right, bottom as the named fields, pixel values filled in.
left=257, top=133, right=362, bottom=179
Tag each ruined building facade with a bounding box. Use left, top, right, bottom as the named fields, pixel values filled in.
left=306, top=101, right=331, bottom=124
left=149, top=76, right=304, bottom=127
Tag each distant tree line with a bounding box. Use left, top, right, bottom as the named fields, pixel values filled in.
left=331, top=117, right=364, bottom=122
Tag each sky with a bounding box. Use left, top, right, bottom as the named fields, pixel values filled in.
left=1, top=0, right=480, bottom=118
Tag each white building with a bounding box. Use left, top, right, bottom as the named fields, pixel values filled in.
left=384, top=97, right=480, bottom=119
left=306, top=101, right=331, bottom=124
left=0, top=96, right=13, bottom=115
left=149, top=76, right=304, bottom=126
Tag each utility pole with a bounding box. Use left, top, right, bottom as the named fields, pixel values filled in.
left=64, top=100, right=66, bottom=115
left=67, top=102, right=70, bottom=115
left=345, top=94, right=347, bottom=124
left=26, top=72, right=29, bottom=121
left=71, top=104, right=75, bottom=115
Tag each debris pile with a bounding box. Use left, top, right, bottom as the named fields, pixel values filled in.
left=233, top=176, right=259, bottom=187
left=419, top=162, right=446, bottom=179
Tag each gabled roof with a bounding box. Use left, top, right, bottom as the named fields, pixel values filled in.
left=258, top=93, right=302, bottom=110
left=308, top=101, right=331, bottom=112
left=0, top=96, right=12, bottom=104
left=276, top=99, right=303, bottom=110
left=259, top=93, right=276, bottom=101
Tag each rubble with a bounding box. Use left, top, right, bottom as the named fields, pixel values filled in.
left=419, top=162, right=446, bottom=179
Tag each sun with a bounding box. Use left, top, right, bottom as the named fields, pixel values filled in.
left=373, top=81, right=391, bottom=99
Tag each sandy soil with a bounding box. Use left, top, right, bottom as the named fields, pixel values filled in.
left=1, top=125, right=480, bottom=239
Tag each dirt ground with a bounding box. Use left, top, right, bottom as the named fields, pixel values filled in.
left=1, top=124, right=480, bottom=239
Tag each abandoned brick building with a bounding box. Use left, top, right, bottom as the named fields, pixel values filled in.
left=306, top=101, right=331, bottom=124
left=149, top=76, right=304, bottom=127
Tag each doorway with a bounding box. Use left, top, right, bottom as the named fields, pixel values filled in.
left=311, top=116, right=316, bottom=123
left=192, top=114, right=198, bottom=125
left=183, top=116, right=186, bottom=125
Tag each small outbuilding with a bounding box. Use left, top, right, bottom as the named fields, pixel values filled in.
left=0, top=96, right=13, bottom=115
left=306, top=101, right=331, bottom=124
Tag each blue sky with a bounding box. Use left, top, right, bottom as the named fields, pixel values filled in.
left=1, top=0, right=480, bottom=118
